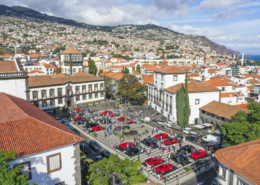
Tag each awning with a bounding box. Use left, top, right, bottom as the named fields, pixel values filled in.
left=202, top=123, right=213, bottom=127
left=194, top=125, right=206, bottom=129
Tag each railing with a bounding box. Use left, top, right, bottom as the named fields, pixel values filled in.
left=0, top=72, right=28, bottom=78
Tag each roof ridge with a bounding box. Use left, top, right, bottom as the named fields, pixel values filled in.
left=4, top=93, right=28, bottom=118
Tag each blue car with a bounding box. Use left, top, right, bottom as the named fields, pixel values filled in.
left=143, top=138, right=158, bottom=148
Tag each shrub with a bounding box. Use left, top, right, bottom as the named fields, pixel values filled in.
left=93, top=102, right=96, bottom=107
left=145, top=129, right=149, bottom=134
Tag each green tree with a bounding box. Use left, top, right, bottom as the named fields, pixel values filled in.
left=121, top=67, right=129, bottom=74
left=184, top=72, right=190, bottom=127
left=116, top=74, right=147, bottom=100
left=176, top=86, right=185, bottom=126
left=87, top=154, right=146, bottom=185
left=1, top=32, right=8, bottom=42
left=221, top=102, right=260, bottom=147
left=0, top=149, right=36, bottom=185
left=99, top=69, right=103, bottom=74
left=136, top=65, right=141, bottom=73
left=88, top=58, right=97, bottom=75
left=56, top=68, right=61, bottom=74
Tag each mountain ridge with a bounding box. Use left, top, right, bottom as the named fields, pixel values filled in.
left=0, top=5, right=240, bottom=56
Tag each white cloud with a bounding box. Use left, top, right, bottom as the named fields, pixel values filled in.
left=213, top=11, right=244, bottom=19
left=194, top=0, right=250, bottom=10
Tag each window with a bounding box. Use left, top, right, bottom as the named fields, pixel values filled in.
left=14, top=161, right=32, bottom=180
left=50, top=89, right=55, bottom=98
left=101, top=92, right=104, bottom=97
left=89, top=94, right=92, bottom=99
left=237, top=179, right=248, bottom=185
left=222, top=87, right=225, bottom=91
left=42, top=101, right=47, bottom=107
left=42, top=90, right=47, bottom=99
left=95, top=93, right=98, bottom=98
left=33, top=91, right=38, bottom=100
left=94, top=84, right=98, bottom=91
left=100, top=83, right=104, bottom=90
left=83, top=94, right=86, bottom=100
left=76, top=86, right=80, bottom=94
left=222, top=168, right=226, bottom=179
left=73, top=68, right=76, bottom=73
left=50, top=99, right=55, bottom=106
left=173, top=75, right=178, bottom=81
left=195, top=99, right=200, bottom=105
left=88, top=85, right=92, bottom=92
left=47, top=153, right=62, bottom=173
left=58, top=88, right=62, bottom=97
left=82, top=85, right=86, bottom=93
left=58, top=98, right=63, bottom=104
left=76, top=95, right=80, bottom=101
left=33, top=101, right=39, bottom=107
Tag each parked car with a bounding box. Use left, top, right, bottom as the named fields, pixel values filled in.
left=202, top=134, right=220, bottom=144
left=177, top=145, right=194, bottom=154
left=155, top=163, right=174, bottom=174
left=206, top=143, right=224, bottom=151
left=171, top=125, right=182, bottom=131
left=95, top=156, right=103, bottom=162
left=183, top=128, right=198, bottom=135
left=118, top=142, right=135, bottom=149
left=89, top=140, right=101, bottom=150
left=73, top=116, right=86, bottom=121
left=126, top=146, right=139, bottom=154
left=143, top=138, right=158, bottom=147
left=80, top=141, right=90, bottom=154
left=101, top=111, right=113, bottom=115
left=190, top=149, right=207, bottom=159
left=154, top=133, right=168, bottom=139
left=186, top=136, right=199, bottom=143
left=90, top=126, right=104, bottom=132
left=85, top=123, right=99, bottom=128
left=84, top=158, right=94, bottom=166
left=80, top=150, right=86, bottom=161
left=170, top=153, right=189, bottom=166
left=117, top=117, right=134, bottom=123
left=101, top=150, right=111, bottom=158
left=66, top=125, right=73, bottom=129
left=55, top=117, right=63, bottom=123
left=164, top=138, right=179, bottom=145
left=72, top=128, right=80, bottom=135
left=145, top=157, right=163, bottom=165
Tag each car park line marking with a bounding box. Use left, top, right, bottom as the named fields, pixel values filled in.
left=90, top=149, right=96, bottom=154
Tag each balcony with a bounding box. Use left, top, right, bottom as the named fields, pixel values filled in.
left=160, top=88, right=164, bottom=92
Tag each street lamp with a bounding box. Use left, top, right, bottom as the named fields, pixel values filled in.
left=137, top=138, right=141, bottom=160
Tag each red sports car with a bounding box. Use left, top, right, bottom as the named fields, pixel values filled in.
left=73, top=116, right=86, bottom=121
left=101, top=111, right=113, bottom=115
left=74, top=108, right=82, bottom=113
left=91, top=126, right=104, bottom=132
left=190, top=149, right=207, bottom=159
left=145, top=157, right=163, bottom=165
left=154, top=133, right=168, bottom=139
left=164, top=138, right=178, bottom=145
left=118, top=142, right=135, bottom=149
left=107, top=112, right=117, bottom=117
left=155, top=163, right=174, bottom=174
left=117, top=117, right=133, bottom=123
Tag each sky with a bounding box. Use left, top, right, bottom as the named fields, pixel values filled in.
left=2, top=0, right=260, bottom=55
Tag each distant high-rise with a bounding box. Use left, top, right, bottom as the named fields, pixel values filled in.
left=60, top=47, right=83, bottom=75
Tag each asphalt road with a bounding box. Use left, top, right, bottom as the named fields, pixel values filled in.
left=181, top=169, right=216, bottom=185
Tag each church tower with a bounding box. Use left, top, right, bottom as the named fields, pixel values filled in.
left=60, top=47, right=83, bottom=75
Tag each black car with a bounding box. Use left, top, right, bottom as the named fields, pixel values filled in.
left=66, top=125, right=73, bottom=129
left=101, top=150, right=111, bottom=158
left=95, top=156, right=104, bottom=162
left=143, top=138, right=158, bottom=147
left=130, top=100, right=143, bottom=105
left=206, top=143, right=224, bottom=151
left=171, top=153, right=189, bottom=166
left=177, top=145, right=194, bottom=154
left=72, top=128, right=80, bottom=135
left=187, top=136, right=198, bottom=143
left=89, top=140, right=101, bottom=150
left=126, top=146, right=139, bottom=154
left=80, top=141, right=90, bottom=154
left=85, top=123, right=99, bottom=128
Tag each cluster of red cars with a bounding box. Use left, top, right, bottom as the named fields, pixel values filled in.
left=145, top=157, right=174, bottom=173
left=117, top=117, right=134, bottom=124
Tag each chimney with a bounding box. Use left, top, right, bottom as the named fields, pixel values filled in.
left=241, top=53, right=244, bottom=66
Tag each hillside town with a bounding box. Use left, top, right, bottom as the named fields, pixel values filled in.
left=0, top=11, right=260, bottom=185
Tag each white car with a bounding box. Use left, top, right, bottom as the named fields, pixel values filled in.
left=157, top=121, right=164, bottom=125
left=165, top=121, right=174, bottom=128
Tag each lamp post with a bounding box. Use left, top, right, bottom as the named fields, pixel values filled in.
left=137, top=138, right=140, bottom=160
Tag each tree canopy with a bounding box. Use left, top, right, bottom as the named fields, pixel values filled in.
left=176, top=86, right=184, bottom=126
left=221, top=102, right=260, bottom=147
left=0, top=149, right=36, bottom=185
left=87, top=154, right=146, bottom=185
left=184, top=72, right=190, bottom=127
left=121, top=67, right=129, bottom=74
left=88, top=58, right=97, bottom=75
left=136, top=65, right=141, bottom=73
left=116, top=74, right=147, bottom=100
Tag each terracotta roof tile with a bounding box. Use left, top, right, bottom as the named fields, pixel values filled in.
left=247, top=79, right=260, bottom=84
left=233, top=103, right=250, bottom=110
left=0, top=93, right=84, bottom=158
left=0, top=61, right=18, bottom=72
left=205, top=78, right=233, bottom=86
left=62, top=47, right=81, bottom=54
left=215, top=139, right=260, bottom=185
left=153, top=66, right=186, bottom=74
left=28, top=70, right=45, bottom=74
left=221, top=92, right=245, bottom=98
left=199, top=101, right=246, bottom=119
left=111, top=72, right=124, bottom=81
left=133, top=71, right=141, bottom=74
left=142, top=76, right=154, bottom=84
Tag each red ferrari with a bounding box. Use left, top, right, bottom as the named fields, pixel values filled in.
left=145, top=157, right=163, bottom=165
left=155, top=163, right=174, bottom=174
left=101, top=111, right=113, bottom=115
left=118, top=142, right=135, bottom=149
left=91, top=126, right=104, bottom=132
left=190, top=149, right=207, bottom=159
left=164, top=138, right=178, bottom=145
left=154, top=133, right=168, bottom=139
left=73, top=116, right=86, bottom=121
left=117, top=117, right=133, bottom=123
left=74, top=108, right=82, bottom=113
left=107, top=112, right=117, bottom=117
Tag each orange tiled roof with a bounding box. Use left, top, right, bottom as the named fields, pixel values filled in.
left=62, top=47, right=81, bottom=54
left=142, top=76, right=154, bottom=84
left=188, top=73, right=200, bottom=77
left=221, top=92, right=245, bottom=98
left=28, top=70, right=44, bottom=74
left=199, top=100, right=246, bottom=119
left=111, top=72, right=124, bottom=81
left=133, top=71, right=141, bottom=75
left=233, top=103, right=250, bottom=110
left=247, top=79, right=260, bottom=84
left=165, top=79, right=220, bottom=94
left=0, top=61, right=18, bottom=72
left=205, top=78, right=233, bottom=86
left=153, top=66, right=186, bottom=74
left=0, top=93, right=84, bottom=158
left=215, top=139, right=260, bottom=185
